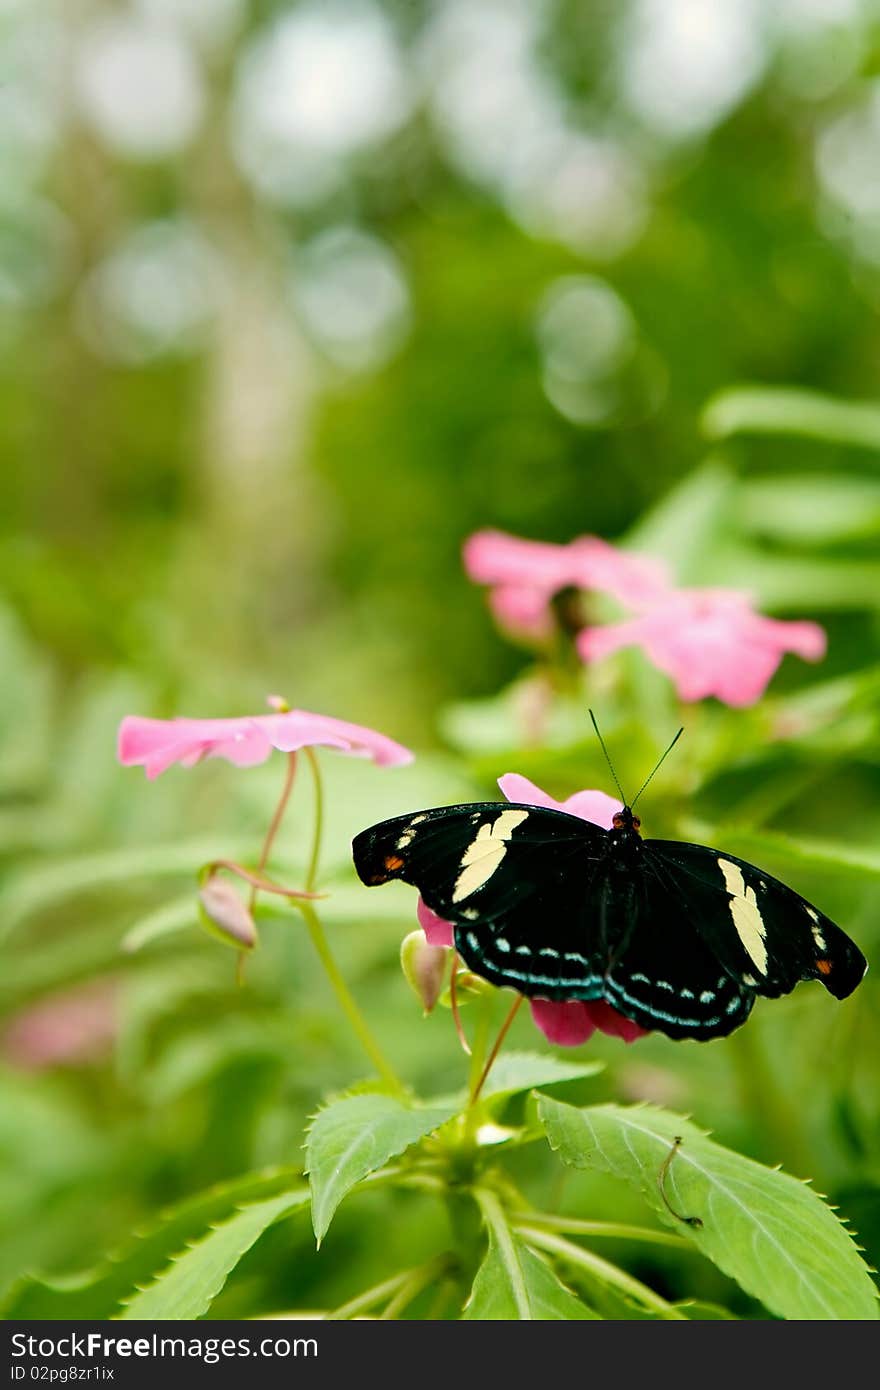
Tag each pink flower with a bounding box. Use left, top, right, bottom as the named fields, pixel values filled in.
left=3, top=981, right=118, bottom=1070
left=416, top=774, right=648, bottom=1048
left=463, top=529, right=670, bottom=643
left=577, top=588, right=826, bottom=707
left=118, top=703, right=414, bottom=779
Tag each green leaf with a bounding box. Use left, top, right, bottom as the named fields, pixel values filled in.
left=117, top=1189, right=309, bottom=1320
left=466, top=1195, right=598, bottom=1320
left=681, top=823, right=880, bottom=880
left=740, top=475, right=880, bottom=545
left=0, top=840, right=252, bottom=941
left=702, top=385, right=880, bottom=451
left=624, top=460, right=737, bottom=583
left=306, top=1092, right=458, bottom=1243
left=1, top=1168, right=304, bottom=1320
left=477, top=1050, right=603, bottom=1103
left=121, top=894, right=200, bottom=953
left=538, top=1099, right=879, bottom=1321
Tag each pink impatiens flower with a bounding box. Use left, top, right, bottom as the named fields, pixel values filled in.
left=463, top=529, right=670, bottom=643
left=577, top=587, right=827, bottom=707
left=416, top=774, right=647, bottom=1048
left=118, top=704, right=414, bottom=779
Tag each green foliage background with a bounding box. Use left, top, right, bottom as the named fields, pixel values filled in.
left=1, top=0, right=879, bottom=1319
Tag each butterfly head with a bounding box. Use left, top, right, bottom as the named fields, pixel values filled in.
left=612, top=807, right=641, bottom=835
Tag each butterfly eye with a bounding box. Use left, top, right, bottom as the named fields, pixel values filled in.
left=632, top=816, right=641, bottom=830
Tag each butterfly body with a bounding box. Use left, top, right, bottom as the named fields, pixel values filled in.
left=352, top=799, right=867, bottom=1041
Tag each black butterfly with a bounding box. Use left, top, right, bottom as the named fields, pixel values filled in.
left=351, top=797, right=867, bottom=1042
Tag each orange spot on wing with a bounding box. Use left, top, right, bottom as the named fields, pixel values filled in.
left=384, top=854, right=405, bottom=872
left=816, top=959, right=832, bottom=976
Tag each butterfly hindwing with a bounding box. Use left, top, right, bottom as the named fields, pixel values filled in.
left=644, top=841, right=867, bottom=1002
left=600, top=857, right=756, bottom=1039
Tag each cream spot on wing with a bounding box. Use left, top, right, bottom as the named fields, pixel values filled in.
left=811, top=923, right=827, bottom=951
left=396, top=828, right=415, bottom=849
left=492, top=808, right=530, bottom=840
left=451, top=809, right=529, bottom=902
left=718, top=857, right=768, bottom=975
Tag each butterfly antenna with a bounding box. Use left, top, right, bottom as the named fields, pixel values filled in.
left=630, top=726, right=684, bottom=810
left=588, top=710, right=628, bottom=805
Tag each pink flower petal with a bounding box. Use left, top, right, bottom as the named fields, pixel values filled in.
left=267, top=710, right=414, bottom=766
left=118, top=708, right=413, bottom=777
left=489, top=585, right=555, bottom=642
left=464, top=529, right=670, bottom=645
left=463, top=531, right=577, bottom=589
left=497, top=773, right=621, bottom=828
left=570, top=537, right=671, bottom=606
left=530, top=999, right=598, bottom=1046
left=417, top=897, right=454, bottom=948
left=530, top=998, right=648, bottom=1047
left=585, top=1000, right=648, bottom=1042
left=578, top=589, right=827, bottom=708
left=496, top=772, right=568, bottom=813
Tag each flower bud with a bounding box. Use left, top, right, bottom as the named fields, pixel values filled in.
left=198, top=875, right=258, bottom=950
left=400, top=929, right=449, bottom=1014
left=438, top=970, right=494, bottom=1009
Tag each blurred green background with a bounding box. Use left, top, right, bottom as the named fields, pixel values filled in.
left=2, top=0, right=880, bottom=1318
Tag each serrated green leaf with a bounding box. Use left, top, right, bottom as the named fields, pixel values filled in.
left=538, top=1099, right=879, bottom=1321
left=117, top=1189, right=309, bottom=1320
left=306, top=1093, right=458, bottom=1244
left=702, top=385, right=880, bottom=450
left=477, top=1051, right=603, bottom=1102
left=466, top=1194, right=597, bottom=1320
left=0, top=1168, right=303, bottom=1320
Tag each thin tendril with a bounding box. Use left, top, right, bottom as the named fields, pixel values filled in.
left=469, top=995, right=524, bottom=1105
left=450, top=952, right=471, bottom=1057
left=248, top=751, right=298, bottom=912
left=657, top=1136, right=703, bottom=1228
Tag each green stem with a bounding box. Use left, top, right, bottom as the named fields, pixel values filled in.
left=518, top=1226, right=689, bottom=1319
left=513, top=1211, right=688, bottom=1249
left=298, top=899, right=403, bottom=1093
left=466, top=993, right=493, bottom=1098
left=380, top=1256, right=450, bottom=1320
left=469, top=995, right=524, bottom=1106
left=325, top=1269, right=413, bottom=1321
left=304, top=746, right=324, bottom=893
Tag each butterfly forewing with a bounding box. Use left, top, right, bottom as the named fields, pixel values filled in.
left=645, top=841, right=867, bottom=1002
left=353, top=804, right=611, bottom=996
left=352, top=802, right=605, bottom=925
